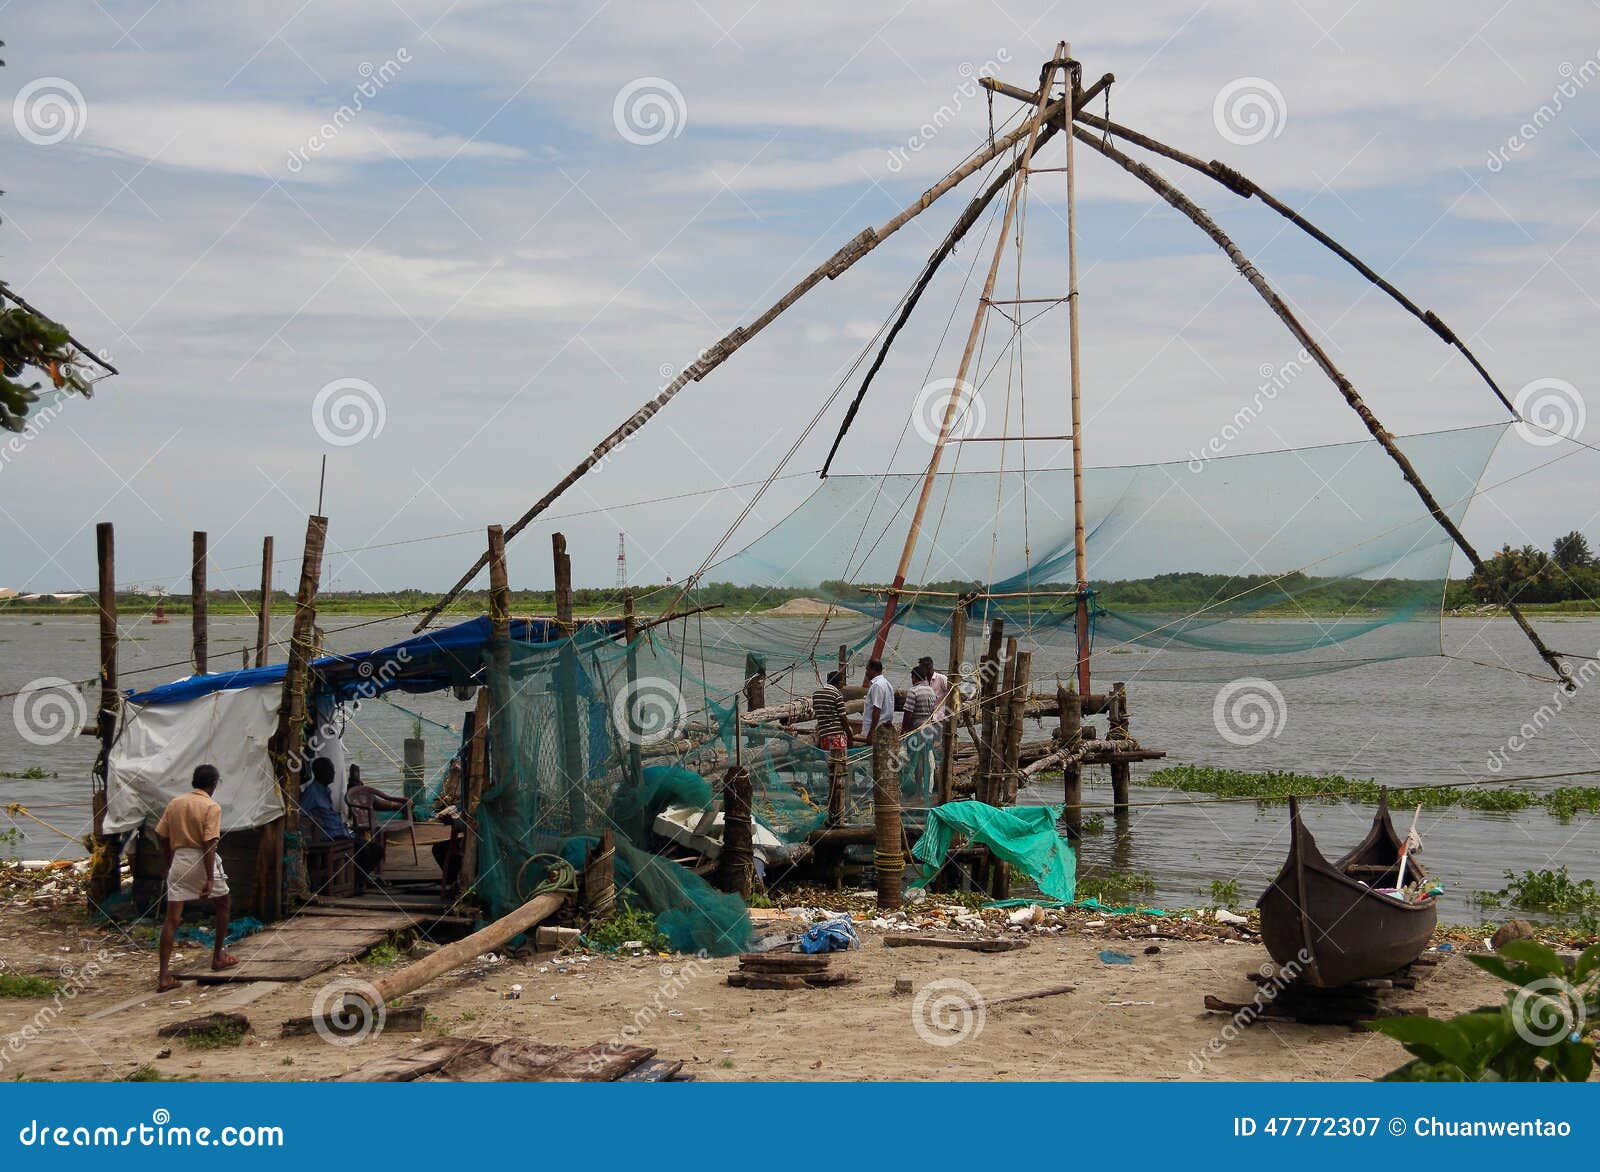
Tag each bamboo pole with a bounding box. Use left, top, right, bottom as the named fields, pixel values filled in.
left=90, top=522, right=119, bottom=903
left=869, top=42, right=1072, bottom=665
left=255, top=536, right=273, bottom=668
left=1071, top=126, right=1573, bottom=687
left=412, top=94, right=1071, bottom=634
left=552, top=533, right=586, bottom=828
left=1064, top=49, right=1092, bottom=698
left=191, top=530, right=208, bottom=675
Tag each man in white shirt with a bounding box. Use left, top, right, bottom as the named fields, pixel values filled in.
left=918, top=655, right=950, bottom=724
left=862, top=658, right=896, bottom=744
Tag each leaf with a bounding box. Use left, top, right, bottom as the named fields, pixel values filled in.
left=1573, top=944, right=1600, bottom=985
left=1551, top=1039, right=1595, bottom=1083
left=1468, top=953, right=1540, bottom=988
left=1366, top=1016, right=1475, bottom=1067
left=1496, top=939, right=1567, bottom=976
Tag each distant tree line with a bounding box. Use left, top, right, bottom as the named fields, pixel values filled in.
left=1452, top=530, right=1598, bottom=606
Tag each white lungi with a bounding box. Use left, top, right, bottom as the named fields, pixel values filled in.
left=167, top=846, right=229, bottom=902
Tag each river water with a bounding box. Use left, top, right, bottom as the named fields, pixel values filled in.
left=4, top=613, right=1597, bottom=924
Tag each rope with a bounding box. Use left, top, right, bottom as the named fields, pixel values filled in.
left=513, top=851, right=579, bottom=904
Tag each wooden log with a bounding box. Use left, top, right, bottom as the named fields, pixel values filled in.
left=280, top=1004, right=425, bottom=1037
left=978, top=982, right=1076, bottom=1008
left=1002, top=649, right=1031, bottom=806
left=872, top=724, right=903, bottom=910
left=158, top=1012, right=250, bottom=1039
left=333, top=1037, right=491, bottom=1083
left=255, top=535, right=273, bottom=667
left=191, top=530, right=208, bottom=674
left=937, top=603, right=965, bottom=806
left=365, top=890, right=567, bottom=1006
left=743, top=651, right=766, bottom=713
left=90, top=521, right=120, bottom=903
left=460, top=689, right=489, bottom=888
left=718, top=766, right=754, bottom=899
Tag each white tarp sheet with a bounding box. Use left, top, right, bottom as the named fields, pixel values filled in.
left=105, top=683, right=286, bottom=834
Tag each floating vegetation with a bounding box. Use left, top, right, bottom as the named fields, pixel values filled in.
left=1141, top=766, right=1594, bottom=818
left=1076, top=870, right=1156, bottom=905
left=1491, top=867, right=1599, bottom=914
left=1209, top=878, right=1241, bottom=907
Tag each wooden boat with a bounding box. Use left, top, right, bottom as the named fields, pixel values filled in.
left=1256, top=790, right=1436, bottom=988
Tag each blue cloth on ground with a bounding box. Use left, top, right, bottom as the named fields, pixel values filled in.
left=1099, top=949, right=1134, bottom=965
left=800, top=915, right=859, bottom=953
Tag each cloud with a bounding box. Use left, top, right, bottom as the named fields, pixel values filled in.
left=80, top=98, right=523, bottom=182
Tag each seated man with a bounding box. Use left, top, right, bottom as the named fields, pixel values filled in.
left=345, top=764, right=410, bottom=887
left=300, top=757, right=353, bottom=844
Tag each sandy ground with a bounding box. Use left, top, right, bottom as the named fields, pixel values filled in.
left=0, top=899, right=1516, bottom=1082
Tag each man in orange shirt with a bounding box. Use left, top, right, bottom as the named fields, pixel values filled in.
left=154, top=764, right=239, bottom=991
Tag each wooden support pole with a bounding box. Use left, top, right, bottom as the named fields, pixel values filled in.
left=872, top=724, right=903, bottom=910
left=743, top=651, right=766, bottom=713
left=264, top=514, right=327, bottom=921
left=366, top=890, right=568, bottom=1006
left=89, top=522, right=119, bottom=903
left=987, top=636, right=1018, bottom=805
left=1059, top=683, right=1083, bottom=833
left=622, top=592, right=643, bottom=788
left=837, top=643, right=849, bottom=679
left=460, top=690, right=489, bottom=891
left=584, top=827, right=616, bottom=919
left=936, top=603, right=965, bottom=806
left=191, top=530, right=208, bottom=675
left=826, top=748, right=848, bottom=828
left=1003, top=650, right=1032, bottom=806
left=718, top=766, right=754, bottom=900
left=974, top=617, right=1004, bottom=804
left=255, top=536, right=273, bottom=667
left=1109, top=681, right=1130, bottom=815
left=552, top=533, right=586, bottom=829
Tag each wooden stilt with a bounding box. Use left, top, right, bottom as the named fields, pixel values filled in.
left=1109, top=681, right=1130, bottom=815
left=552, top=533, right=586, bottom=829
left=974, top=618, right=1004, bottom=804
left=584, top=827, right=616, bottom=918
left=89, top=522, right=120, bottom=904
left=255, top=536, right=273, bottom=668
left=719, top=766, right=754, bottom=899
left=1058, top=683, right=1083, bottom=833
left=621, top=592, right=643, bottom=788
left=872, top=725, right=903, bottom=910
left=1003, top=650, right=1032, bottom=805
left=191, top=530, right=208, bottom=675
left=460, top=691, right=489, bottom=892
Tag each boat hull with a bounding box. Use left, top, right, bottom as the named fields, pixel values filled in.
left=1257, top=794, right=1436, bottom=988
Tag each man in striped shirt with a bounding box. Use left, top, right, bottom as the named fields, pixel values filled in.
left=902, top=666, right=940, bottom=796
left=811, top=669, right=850, bottom=752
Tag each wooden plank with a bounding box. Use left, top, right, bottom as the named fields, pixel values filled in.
left=883, top=934, right=1029, bottom=953
left=197, top=982, right=280, bottom=1013
left=158, top=1012, right=250, bottom=1039
left=333, top=1038, right=490, bottom=1083
left=617, top=1057, right=685, bottom=1082
left=438, top=1039, right=572, bottom=1082
left=312, top=896, right=449, bottom=913
left=86, top=987, right=168, bottom=1022
left=281, top=1005, right=425, bottom=1037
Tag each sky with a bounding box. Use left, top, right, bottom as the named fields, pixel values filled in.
left=3, top=0, right=1599, bottom=599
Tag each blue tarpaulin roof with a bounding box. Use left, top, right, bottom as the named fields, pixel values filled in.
left=126, top=615, right=625, bottom=706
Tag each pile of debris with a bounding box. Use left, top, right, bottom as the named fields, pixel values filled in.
left=0, top=859, right=91, bottom=909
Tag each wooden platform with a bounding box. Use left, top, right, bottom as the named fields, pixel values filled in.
left=176, top=905, right=428, bottom=984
